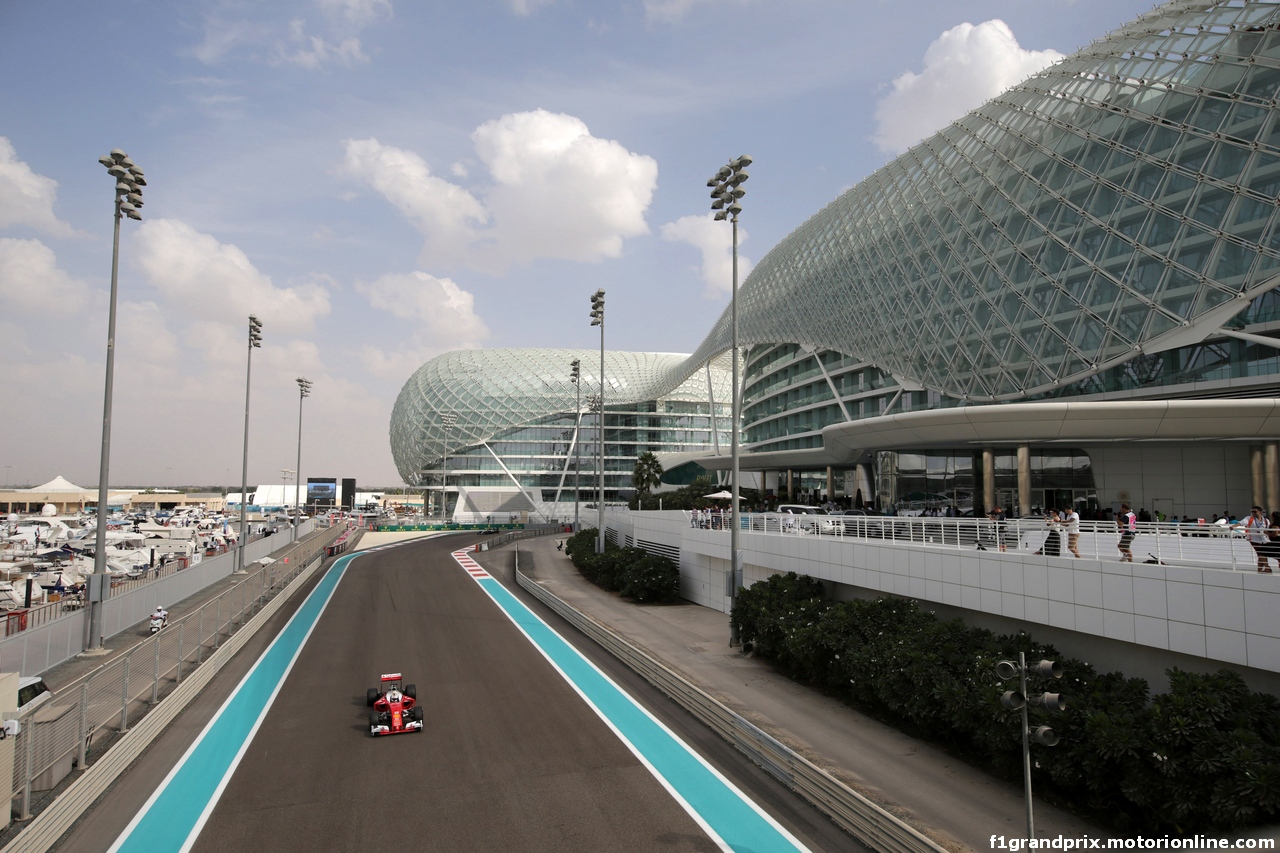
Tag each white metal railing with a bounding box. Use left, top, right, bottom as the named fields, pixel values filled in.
left=684, top=511, right=1270, bottom=573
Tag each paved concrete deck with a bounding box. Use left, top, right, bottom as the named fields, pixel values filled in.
left=510, top=533, right=1109, bottom=853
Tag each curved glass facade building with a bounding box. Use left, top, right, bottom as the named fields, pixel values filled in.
left=390, top=348, right=732, bottom=517
left=688, top=0, right=1280, bottom=403
left=391, top=0, right=1280, bottom=520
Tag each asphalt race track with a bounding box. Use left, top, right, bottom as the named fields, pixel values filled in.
left=61, top=534, right=859, bottom=853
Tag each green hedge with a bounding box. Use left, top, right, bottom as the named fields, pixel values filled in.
left=565, top=528, right=680, bottom=603
left=732, top=572, right=1280, bottom=834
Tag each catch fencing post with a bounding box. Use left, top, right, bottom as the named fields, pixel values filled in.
left=119, top=657, right=130, bottom=733
left=152, top=637, right=160, bottom=704
left=20, top=719, right=35, bottom=819
left=77, top=683, right=89, bottom=770
left=176, top=623, right=184, bottom=683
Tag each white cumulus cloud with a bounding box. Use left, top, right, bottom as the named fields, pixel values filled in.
left=132, top=219, right=331, bottom=335
left=342, top=109, right=658, bottom=273
left=0, top=138, right=75, bottom=237
left=0, top=238, right=94, bottom=313
left=660, top=214, right=751, bottom=299
left=357, top=271, right=487, bottom=343
left=873, top=20, right=1063, bottom=155
left=354, top=270, right=489, bottom=378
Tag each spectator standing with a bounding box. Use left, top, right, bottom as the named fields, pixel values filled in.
left=1240, top=506, right=1271, bottom=572
left=1117, top=502, right=1137, bottom=562
left=1064, top=506, right=1081, bottom=558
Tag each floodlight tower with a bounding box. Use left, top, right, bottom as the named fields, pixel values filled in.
left=998, top=655, right=1067, bottom=841
left=440, top=412, right=457, bottom=522
left=236, top=315, right=263, bottom=573
left=570, top=358, right=582, bottom=533
left=590, top=290, right=605, bottom=554
left=707, top=154, right=751, bottom=645
left=294, top=377, right=312, bottom=541
left=87, top=150, right=146, bottom=652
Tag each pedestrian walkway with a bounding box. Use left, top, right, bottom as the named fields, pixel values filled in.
left=508, top=534, right=1108, bottom=853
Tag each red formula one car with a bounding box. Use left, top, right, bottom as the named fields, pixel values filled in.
left=367, top=672, right=424, bottom=737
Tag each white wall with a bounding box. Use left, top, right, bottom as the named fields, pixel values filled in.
left=1086, top=442, right=1252, bottom=520
left=606, top=510, right=1280, bottom=686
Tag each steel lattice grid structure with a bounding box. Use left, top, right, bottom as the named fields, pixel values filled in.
left=682, top=0, right=1280, bottom=402
left=390, top=348, right=734, bottom=486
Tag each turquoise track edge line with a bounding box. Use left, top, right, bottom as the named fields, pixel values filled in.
left=455, top=553, right=810, bottom=853
left=107, top=553, right=355, bottom=853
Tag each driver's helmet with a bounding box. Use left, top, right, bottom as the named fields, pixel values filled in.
left=154, top=606, right=164, bottom=613
left=386, top=689, right=402, bottom=703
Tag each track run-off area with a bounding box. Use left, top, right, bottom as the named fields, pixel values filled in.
left=78, top=534, right=848, bottom=853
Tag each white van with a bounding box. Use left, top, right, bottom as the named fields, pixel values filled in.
left=17, top=676, right=51, bottom=715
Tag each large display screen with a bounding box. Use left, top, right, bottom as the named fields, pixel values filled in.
left=307, top=478, right=337, bottom=507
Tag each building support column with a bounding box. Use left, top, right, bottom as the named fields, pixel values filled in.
left=1017, top=444, right=1031, bottom=517
left=1252, top=446, right=1265, bottom=510
left=1267, top=442, right=1280, bottom=512
left=826, top=467, right=833, bottom=503
left=983, top=449, right=995, bottom=513
left=787, top=469, right=794, bottom=503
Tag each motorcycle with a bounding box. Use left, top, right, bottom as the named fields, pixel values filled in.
left=149, top=613, right=167, bottom=634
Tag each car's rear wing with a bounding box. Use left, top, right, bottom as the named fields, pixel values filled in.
left=380, top=673, right=402, bottom=682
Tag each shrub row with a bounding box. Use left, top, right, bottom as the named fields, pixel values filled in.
left=731, top=572, right=1280, bottom=835
left=564, top=528, right=681, bottom=603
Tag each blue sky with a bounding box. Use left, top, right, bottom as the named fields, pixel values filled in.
left=0, top=0, right=1156, bottom=488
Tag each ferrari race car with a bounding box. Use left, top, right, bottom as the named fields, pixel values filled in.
left=367, top=672, right=423, bottom=737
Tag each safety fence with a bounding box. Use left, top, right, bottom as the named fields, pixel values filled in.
left=3, top=524, right=346, bottom=825
left=687, top=512, right=1270, bottom=572
left=475, top=526, right=562, bottom=551
left=511, top=545, right=946, bottom=853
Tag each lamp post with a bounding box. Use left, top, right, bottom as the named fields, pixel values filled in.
left=998, top=655, right=1066, bottom=841
left=294, top=377, right=311, bottom=541
left=440, top=412, right=457, bottom=522
left=87, top=149, right=145, bottom=653
left=570, top=358, right=582, bottom=533
left=708, top=155, right=750, bottom=646
left=590, top=290, right=606, bottom=553
left=236, top=315, right=262, bottom=573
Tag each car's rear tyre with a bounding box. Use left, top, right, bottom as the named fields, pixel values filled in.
left=404, top=684, right=417, bottom=700
left=367, top=688, right=379, bottom=706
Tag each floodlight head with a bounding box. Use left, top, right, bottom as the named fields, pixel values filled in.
left=706, top=178, right=717, bottom=187
left=99, top=155, right=115, bottom=168
left=1033, top=725, right=1059, bottom=746
left=711, top=198, right=725, bottom=210
left=716, top=165, right=731, bottom=179
left=110, top=149, right=127, bottom=162
left=727, top=202, right=742, bottom=216
left=108, top=165, right=129, bottom=179
left=1000, top=690, right=1025, bottom=710
left=1035, top=660, right=1063, bottom=679
left=731, top=155, right=752, bottom=169
left=125, top=210, right=142, bottom=221
left=127, top=194, right=144, bottom=206
left=118, top=201, right=137, bottom=213
left=249, top=315, right=262, bottom=330
left=729, top=170, right=749, bottom=186
left=119, top=156, right=135, bottom=168
left=1040, top=692, right=1067, bottom=712
left=714, top=211, right=728, bottom=221
left=996, top=660, right=1019, bottom=680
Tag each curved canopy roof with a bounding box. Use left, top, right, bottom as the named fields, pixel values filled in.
left=685, top=0, right=1280, bottom=401
left=389, top=348, right=733, bottom=484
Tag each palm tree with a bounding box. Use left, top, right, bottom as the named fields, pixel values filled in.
left=631, top=452, right=663, bottom=500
